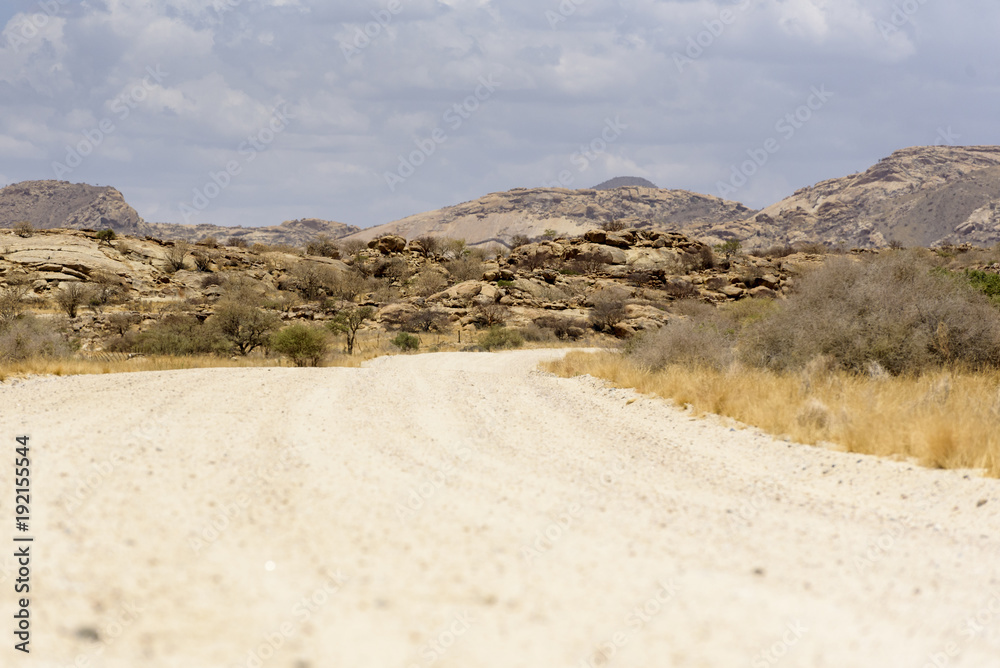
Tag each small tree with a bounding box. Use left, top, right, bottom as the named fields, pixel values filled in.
left=542, top=228, right=557, bottom=240
left=13, top=221, right=34, bottom=238
left=56, top=283, right=91, bottom=318
left=327, top=306, right=374, bottom=354
left=715, top=239, right=742, bottom=262
left=475, top=303, right=509, bottom=328
left=270, top=324, right=328, bottom=367
left=0, top=279, right=32, bottom=327
left=211, top=301, right=280, bottom=355
left=590, top=290, right=629, bottom=331
left=107, top=312, right=140, bottom=337
left=163, top=241, right=190, bottom=272
left=96, top=229, right=117, bottom=245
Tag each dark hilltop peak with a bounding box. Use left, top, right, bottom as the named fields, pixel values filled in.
left=592, top=176, right=659, bottom=190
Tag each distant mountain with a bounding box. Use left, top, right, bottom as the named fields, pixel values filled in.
left=593, top=176, right=658, bottom=190
left=0, top=180, right=144, bottom=234
left=342, top=186, right=755, bottom=246
left=0, top=181, right=359, bottom=246
left=686, top=146, right=1000, bottom=248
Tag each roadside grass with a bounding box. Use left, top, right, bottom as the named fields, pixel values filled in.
left=0, top=329, right=599, bottom=381
left=544, top=351, right=1000, bottom=478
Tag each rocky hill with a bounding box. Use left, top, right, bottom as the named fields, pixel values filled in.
left=0, top=181, right=359, bottom=246
left=0, top=180, right=144, bottom=234
left=687, top=146, right=1000, bottom=249
left=0, top=224, right=811, bottom=355
left=343, top=186, right=756, bottom=246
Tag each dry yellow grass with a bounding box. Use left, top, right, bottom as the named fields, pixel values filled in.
left=545, top=352, right=1000, bottom=477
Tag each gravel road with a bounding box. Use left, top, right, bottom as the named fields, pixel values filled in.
left=2, top=349, right=999, bottom=667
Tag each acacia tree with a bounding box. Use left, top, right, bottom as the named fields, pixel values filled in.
left=211, top=301, right=280, bottom=355
left=327, top=306, right=373, bottom=354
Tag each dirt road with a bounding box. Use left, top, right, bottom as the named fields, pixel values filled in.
left=2, top=349, right=999, bottom=667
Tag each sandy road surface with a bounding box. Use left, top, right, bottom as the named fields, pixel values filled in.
left=1, top=349, right=1000, bottom=667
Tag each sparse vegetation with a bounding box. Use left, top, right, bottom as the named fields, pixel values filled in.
left=13, top=221, right=34, bottom=238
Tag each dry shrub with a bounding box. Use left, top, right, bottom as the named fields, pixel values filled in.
left=741, top=251, right=1000, bottom=374
left=55, top=283, right=92, bottom=318
left=305, top=235, right=340, bottom=258
left=533, top=315, right=588, bottom=340
left=474, top=303, right=510, bottom=328
left=446, top=257, right=484, bottom=282
left=589, top=288, right=630, bottom=331
left=412, top=271, right=448, bottom=297
left=0, top=279, right=32, bottom=326
left=163, top=241, right=190, bottom=272
left=290, top=262, right=338, bottom=300
left=0, top=315, right=70, bottom=361
left=628, top=321, right=733, bottom=371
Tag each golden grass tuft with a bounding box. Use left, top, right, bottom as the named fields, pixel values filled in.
left=545, top=352, right=1000, bottom=477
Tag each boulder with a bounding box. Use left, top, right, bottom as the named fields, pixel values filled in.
left=749, top=286, right=779, bottom=299
left=377, top=302, right=420, bottom=326
left=368, top=235, right=407, bottom=254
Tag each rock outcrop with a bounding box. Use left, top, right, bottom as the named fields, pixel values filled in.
left=687, top=146, right=1000, bottom=249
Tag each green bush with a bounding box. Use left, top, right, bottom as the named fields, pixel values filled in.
left=270, top=324, right=328, bottom=367
left=96, top=229, right=116, bottom=244
left=478, top=326, right=524, bottom=351
left=965, top=270, right=1000, bottom=305
left=391, top=332, right=420, bottom=351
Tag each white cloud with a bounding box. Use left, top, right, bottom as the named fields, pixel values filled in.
left=0, top=0, right=996, bottom=226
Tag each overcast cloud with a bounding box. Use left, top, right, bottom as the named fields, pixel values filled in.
left=0, top=0, right=996, bottom=229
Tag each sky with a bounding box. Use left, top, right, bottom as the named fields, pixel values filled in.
left=0, top=0, right=997, bottom=231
